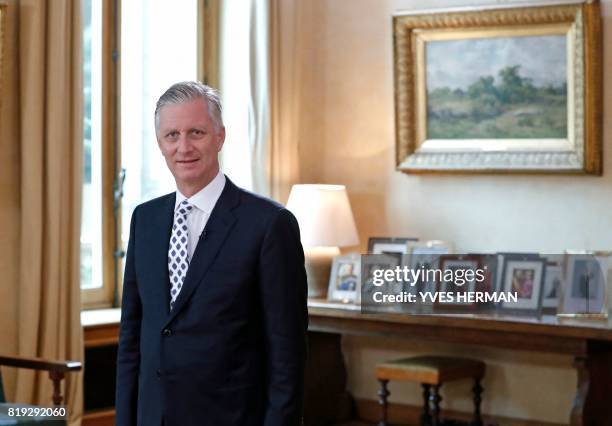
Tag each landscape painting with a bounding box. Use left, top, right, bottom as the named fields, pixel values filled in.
left=425, top=34, right=567, bottom=140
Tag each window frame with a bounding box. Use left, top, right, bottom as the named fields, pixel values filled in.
left=81, top=0, right=120, bottom=309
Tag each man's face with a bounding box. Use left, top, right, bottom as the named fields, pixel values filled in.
left=157, top=99, right=225, bottom=194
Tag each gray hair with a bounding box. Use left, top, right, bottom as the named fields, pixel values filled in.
left=154, top=81, right=224, bottom=134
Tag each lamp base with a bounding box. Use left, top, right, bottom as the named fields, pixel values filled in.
left=304, top=247, right=341, bottom=298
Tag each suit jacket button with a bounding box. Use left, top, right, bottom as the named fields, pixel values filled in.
left=156, top=369, right=162, bottom=377
left=162, top=328, right=172, bottom=337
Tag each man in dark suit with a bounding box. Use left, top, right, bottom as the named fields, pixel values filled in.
left=116, top=81, right=308, bottom=426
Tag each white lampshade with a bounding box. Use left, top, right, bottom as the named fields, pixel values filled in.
left=286, top=184, right=359, bottom=248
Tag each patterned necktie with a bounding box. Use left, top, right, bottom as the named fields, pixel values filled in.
left=168, top=199, right=193, bottom=310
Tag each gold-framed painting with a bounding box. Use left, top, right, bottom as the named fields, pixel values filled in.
left=393, top=1, right=602, bottom=174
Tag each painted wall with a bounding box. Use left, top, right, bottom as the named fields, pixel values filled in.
left=295, top=0, right=612, bottom=423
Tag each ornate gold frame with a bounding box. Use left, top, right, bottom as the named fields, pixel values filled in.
left=393, top=1, right=602, bottom=175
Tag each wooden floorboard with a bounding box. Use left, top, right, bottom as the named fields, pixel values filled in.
left=82, top=408, right=114, bottom=426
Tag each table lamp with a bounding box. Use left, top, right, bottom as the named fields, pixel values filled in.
left=286, top=184, right=359, bottom=298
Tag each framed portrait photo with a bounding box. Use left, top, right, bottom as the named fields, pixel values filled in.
left=465, top=253, right=501, bottom=312
left=481, top=254, right=500, bottom=295
left=500, top=256, right=546, bottom=313
left=393, top=2, right=602, bottom=174
left=541, top=254, right=565, bottom=311
left=327, top=254, right=361, bottom=304
left=561, top=252, right=609, bottom=316
left=360, top=254, right=403, bottom=312
left=405, top=241, right=452, bottom=294
left=435, top=255, right=482, bottom=310
left=542, top=264, right=563, bottom=310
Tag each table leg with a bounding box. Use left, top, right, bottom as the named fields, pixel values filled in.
left=303, top=331, right=354, bottom=425
left=570, top=343, right=612, bottom=426
left=377, top=379, right=389, bottom=426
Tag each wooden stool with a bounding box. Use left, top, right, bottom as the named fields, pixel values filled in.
left=375, top=356, right=485, bottom=426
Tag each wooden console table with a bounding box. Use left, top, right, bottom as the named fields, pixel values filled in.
left=306, top=299, right=612, bottom=426
left=83, top=302, right=612, bottom=425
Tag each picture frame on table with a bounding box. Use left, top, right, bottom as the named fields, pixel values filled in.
left=467, top=253, right=500, bottom=293
left=559, top=251, right=610, bottom=317
left=405, top=241, right=452, bottom=295
left=360, top=254, right=404, bottom=312
left=496, top=252, right=541, bottom=296
left=464, top=253, right=501, bottom=311
left=499, top=255, right=546, bottom=314
left=541, top=254, right=565, bottom=312
left=434, top=255, right=482, bottom=311
left=392, top=1, right=602, bottom=174
left=327, top=253, right=361, bottom=304
left=367, top=237, right=418, bottom=263
left=542, top=264, right=563, bottom=311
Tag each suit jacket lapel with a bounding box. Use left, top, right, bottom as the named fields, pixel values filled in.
left=148, top=193, right=175, bottom=315
left=164, top=178, right=240, bottom=326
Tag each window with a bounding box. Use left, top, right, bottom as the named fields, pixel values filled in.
left=81, top=0, right=204, bottom=308
left=79, top=0, right=260, bottom=308
left=120, top=0, right=198, bottom=260
left=219, top=0, right=253, bottom=190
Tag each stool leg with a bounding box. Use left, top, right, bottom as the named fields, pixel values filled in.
left=377, top=379, right=390, bottom=426
left=430, top=384, right=442, bottom=426
left=471, top=378, right=484, bottom=426
left=421, top=384, right=432, bottom=426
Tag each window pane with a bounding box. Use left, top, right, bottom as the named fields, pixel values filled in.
left=81, top=0, right=103, bottom=290
left=219, top=0, right=253, bottom=190
left=120, top=0, right=198, bottom=248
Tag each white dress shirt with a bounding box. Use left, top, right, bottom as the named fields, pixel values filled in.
left=174, top=171, right=226, bottom=261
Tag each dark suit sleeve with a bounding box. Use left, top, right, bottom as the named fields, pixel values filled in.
left=116, top=206, right=142, bottom=426
left=258, top=208, right=308, bottom=426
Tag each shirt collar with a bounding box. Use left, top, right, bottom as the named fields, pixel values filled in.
left=175, top=171, right=226, bottom=215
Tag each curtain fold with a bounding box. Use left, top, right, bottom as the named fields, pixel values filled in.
left=250, top=0, right=304, bottom=202
left=218, top=0, right=302, bottom=202
left=249, top=0, right=271, bottom=196
left=0, top=1, right=84, bottom=425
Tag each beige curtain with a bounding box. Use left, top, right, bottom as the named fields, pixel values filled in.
left=0, top=0, right=21, bottom=399
left=0, top=1, right=84, bottom=425
left=243, top=0, right=306, bottom=201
